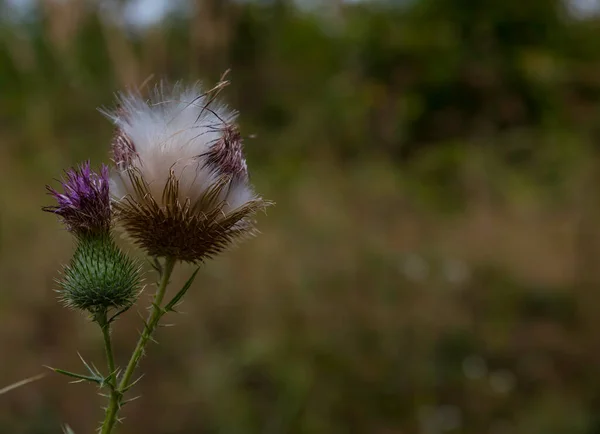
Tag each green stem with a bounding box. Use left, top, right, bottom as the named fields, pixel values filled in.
left=100, top=256, right=177, bottom=434
left=98, top=311, right=118, bottom=434
left=101, top=393, right=119, bottom=434
left=100, top=316, right=117, bottom=381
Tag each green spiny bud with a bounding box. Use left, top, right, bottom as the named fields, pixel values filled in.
left=59, top=234, right=142, bottom=314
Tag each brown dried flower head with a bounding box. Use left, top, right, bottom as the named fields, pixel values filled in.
left=102, top=81, right=269, bottom=262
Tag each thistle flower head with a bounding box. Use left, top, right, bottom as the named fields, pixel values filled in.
left=103, top=81, right=269, bottom=262
left=43, top=162, right=111, bottom=237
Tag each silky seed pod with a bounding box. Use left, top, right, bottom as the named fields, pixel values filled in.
left=59, top=234, right=142, bottom=313
left=103, top=81, right=271, bottom=263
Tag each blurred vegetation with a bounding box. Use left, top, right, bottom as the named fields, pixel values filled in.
left=2, top=0, right=600, bottom=433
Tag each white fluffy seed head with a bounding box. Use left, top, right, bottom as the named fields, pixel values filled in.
left=103, top=82, right=256, bottom=213
left=101, top=81, right=270, bottom=262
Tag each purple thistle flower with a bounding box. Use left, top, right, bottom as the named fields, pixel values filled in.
left=43, top=162, right=112, bottom=236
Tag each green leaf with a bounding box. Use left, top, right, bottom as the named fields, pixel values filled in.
left=164, top=267, right=200, bottom=312
left=46, top=367, right=102, bottom=385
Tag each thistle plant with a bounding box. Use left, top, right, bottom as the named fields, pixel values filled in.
left=43, top=77, right=270, bottom=433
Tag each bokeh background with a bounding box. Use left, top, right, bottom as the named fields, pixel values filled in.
left=2, top=0, right=600, bottom=432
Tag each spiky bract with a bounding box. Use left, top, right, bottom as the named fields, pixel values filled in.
left=59, top=234, right=142, bottom=313
left=113, top=168, right=265, bottom=262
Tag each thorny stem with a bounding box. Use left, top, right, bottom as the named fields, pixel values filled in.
left=119, top=256, right=176, bottom=388
left=98, top=310, right=118, bottom=434
left=100, top=256, right=177, bottom=434
left=99, top=313, right=117, bottom=382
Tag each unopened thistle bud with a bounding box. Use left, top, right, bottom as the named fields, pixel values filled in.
left=44, top=162, right=141, bottom=313
left=59, top=234, right=142, bottom=313
left=103, top=82, right=270, bottom=263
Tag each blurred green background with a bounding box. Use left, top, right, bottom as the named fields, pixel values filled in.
left=3, top=0, right=600, bottom=432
